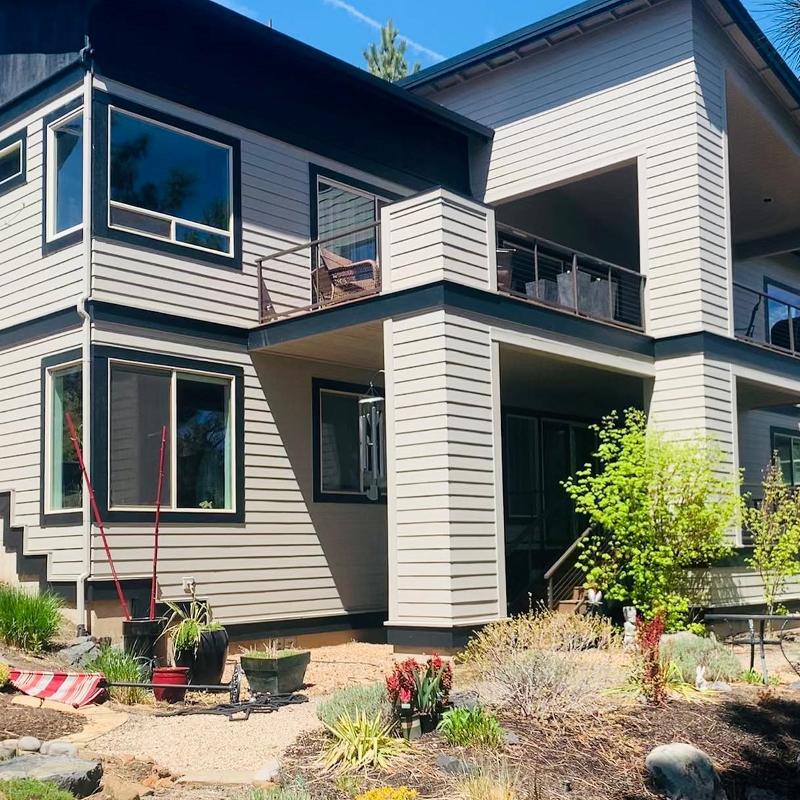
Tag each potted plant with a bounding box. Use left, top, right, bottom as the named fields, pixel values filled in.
left=162, top=588, right=228, bottom=685
left=386, top=654, right=452, bottom=739
left=239, top=642, right=310, bottom=694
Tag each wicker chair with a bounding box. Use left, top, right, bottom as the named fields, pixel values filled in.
left=314, top=247, right=379, bottom=307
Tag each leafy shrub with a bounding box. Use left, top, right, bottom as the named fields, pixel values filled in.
left=386, top=655, right=452, bottom=715
left=461, top=606, right=617, bottom=668
left=0, top=585, right=63, bottom=653
left=0, top=663, right=9, bottom=688
left=483, top=650, right=597, bottom=720
left=84, top=647, right=148, bottom=705
left=0, top=778, right=75, bottom=800
left=355, top=788, right=418, bottom=800
left=741, top=669, right=781, bottom=686
left=437, top=707, right=504, bottom=748
left=239, top=779, right=310, bottom=800
left=317, top=682, right=390, bottom=727
left=320, top=712, right=410, bottom=772
left=661, top=634, right=741, bottom=684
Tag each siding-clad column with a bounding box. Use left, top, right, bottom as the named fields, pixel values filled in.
left=383, top=311, right=505, bottom=645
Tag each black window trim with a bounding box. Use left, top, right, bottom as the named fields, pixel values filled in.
left=763, top=276, right=800, bottom=346
left=92, top=91, right=243, bottom=270
left=92, top=346, right=245, bottom=523
left=770, top=425, right=800, bottom=486
left=41, top=97, right=84, bottom=256
left=0, top=129, right=26, bottom=197
left=312, top=377, right=384, bottom=504
left=40, top=348, right=84, bottom=527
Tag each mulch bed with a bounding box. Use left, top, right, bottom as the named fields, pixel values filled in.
left=0, top=692, right=84, bottom=741
left=282, top=688, right=800, bottom=800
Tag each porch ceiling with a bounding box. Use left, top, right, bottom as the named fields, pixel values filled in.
left=254, top=320, right=383, bottom=371
left=737, top=375, right=800, bottom=412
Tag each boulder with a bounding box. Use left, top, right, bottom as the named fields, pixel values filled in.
left=0, top=754, right=103, bottom=798
left=103, top=773, right=154, bottom=800
left=58, top=639, right=99, bottom=667
left=0, top=748, right=15, bottom=762
left=503, top=730, right=520, bottom=746
left=450, top=690, right=480, bottom=710
left=40, top=741, right=79, bottom=757
left=17, top=736, right=41, bottom=753
left=1, top=741, right=17, bottom=751
left=645, top=743, right=727, bottom=800
left=435, top=753, right=478, bottom=776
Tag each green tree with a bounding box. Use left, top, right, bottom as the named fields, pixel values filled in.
left=744, top=457, right=800, bottom=617
left=364, top=20, right=421, bottom=82
left=773, top=0, right=800, bottom=68
left=563, top=408, right=740, bottom=630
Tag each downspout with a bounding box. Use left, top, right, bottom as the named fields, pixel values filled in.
left=75, top=38, right=94, bottom=634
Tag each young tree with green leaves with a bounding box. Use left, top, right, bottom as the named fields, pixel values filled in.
left=744, top=458, right=800, bottom=617
left=563, top=408, right=740, bottom=630
left=364, top=20, right=421, bottom=82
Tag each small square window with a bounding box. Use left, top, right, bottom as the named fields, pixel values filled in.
left=0, top=133, right=25, bottom=196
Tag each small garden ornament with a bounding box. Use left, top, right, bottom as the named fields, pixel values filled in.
left=623, top=605, right=638, bottom=651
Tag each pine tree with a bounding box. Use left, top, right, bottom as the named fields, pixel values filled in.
left=773, top=0, right=800, bottom=68
left=364, top=20, right=421, bottom=82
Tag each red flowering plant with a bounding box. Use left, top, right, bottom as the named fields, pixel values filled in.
left=635, top=613, right=667, bottom=706
left=386, top=654, right=453, bottom=717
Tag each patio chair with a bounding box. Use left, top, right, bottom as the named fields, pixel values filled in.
left=314, top=247, right=378, bottom=307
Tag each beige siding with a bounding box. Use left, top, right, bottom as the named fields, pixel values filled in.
left=703, top=567, right=800, bottom=606
left=427, top=0, right=730, bottom=338
left=0, top=86, right=84, bottom=328
left=89, top=323, right=387, bottom=626
left=0, top=330, right=84, bottom=582
left=382, top=188, right=495, bottom=292
left=91, top=79, right=410, bottom=326
left=738, top=407, right=800, bottom=494
left=385, top=310, right=503, bottom=626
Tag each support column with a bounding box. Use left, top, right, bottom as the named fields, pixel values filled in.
left=384, top=311, right=505, bottom=649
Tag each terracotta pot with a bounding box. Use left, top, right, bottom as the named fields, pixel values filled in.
left=152, top=666, right=189, bottom=703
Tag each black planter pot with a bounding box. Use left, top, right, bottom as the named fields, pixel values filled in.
left=122, top=618, right=164, bottom=674
left=175, top=628, right=229, bottom=685
left=240, top=650, right=310, bottom=694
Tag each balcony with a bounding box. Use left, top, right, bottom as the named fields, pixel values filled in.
left=733, top=282, right=800, bottom=357
left=256, top=189, right=646, bottom=333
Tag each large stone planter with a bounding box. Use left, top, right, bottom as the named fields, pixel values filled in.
left=240, top=651, right=310, bottom=694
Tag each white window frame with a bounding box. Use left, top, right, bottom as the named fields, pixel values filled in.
left=0, top=139, right=23, bottom=187
left=44, top=361, right=82, bottom=515
left=46, top=106, right=84, bottom=241
left=107, top=358, right=236, bottom=513
left=107, top=106, right=235, bottom=257
left=318, top=385, right=365, bottom=498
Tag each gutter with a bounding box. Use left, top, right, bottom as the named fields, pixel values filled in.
left=75, top=38, right=94, bottom=634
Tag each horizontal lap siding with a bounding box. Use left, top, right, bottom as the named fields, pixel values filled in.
left=428, top=0, right=730, bottom=338
left=388, top=311, right=501, bottom=626
left=90, top=324, right=387, bottom=626
left=0, top=88, right=84, bottom=328
left=738, top=408, right=800, bottom=494
left=0, top=331, right=84, bottom=583
left=91, top=81, right=410, bottom=326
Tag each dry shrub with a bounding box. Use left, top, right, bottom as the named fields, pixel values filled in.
left=457, top=759, right=542, bottom=800
left=461, top=606, right=618, bottom=668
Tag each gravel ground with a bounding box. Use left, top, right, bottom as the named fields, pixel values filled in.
left=87, top=700, right=322, bottom=774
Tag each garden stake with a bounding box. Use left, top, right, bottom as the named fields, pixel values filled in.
left=149, top=424, right=167, bottom=620
left=65, top=411, right=131, bottom=621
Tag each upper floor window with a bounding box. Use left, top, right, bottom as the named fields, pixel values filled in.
left=0, top=133, right=25, bottom=196
left=772, top=428, right=800, bottom=486
left=108, top=108, right=233, bottom=257
left=46, top=108, right=83, bottom=239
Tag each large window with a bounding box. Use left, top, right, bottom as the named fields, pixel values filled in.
left=772, top=428, right=800, bottom=486
left=109, top=362, right=233, bottom=511
left=108, top=108, right=233, bottom=256
left=46, top=364, right=83, bottom=512
left=46, top=108, right=83, bottom=239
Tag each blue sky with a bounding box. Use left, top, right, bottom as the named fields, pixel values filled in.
left=213, top=0, right=791, bottom=74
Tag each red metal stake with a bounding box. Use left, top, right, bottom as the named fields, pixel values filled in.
left=65, top=411, right=131, bottom=621
left=149, top=425, right=167, bottom=620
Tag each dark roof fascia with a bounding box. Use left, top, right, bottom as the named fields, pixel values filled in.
left=400, top=0, right=800, bottom=119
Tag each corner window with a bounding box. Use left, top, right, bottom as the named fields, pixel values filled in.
left=0, top=133, right=25, bottom=195
left=772, top=429, right=800, bottom=486
left=46, top=108, right=83, bottom=239
left=108, top=108, right=233, bottom=256
left=109, top=362, right=233, bottom=511
left=46, top=364, right=83, bottom=512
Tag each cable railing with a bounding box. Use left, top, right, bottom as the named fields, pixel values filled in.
left=496, top=223, right=645, bottom=331
left=256, top=221, right=382, bottom=323
left=733, top=281, right=800, bottom=357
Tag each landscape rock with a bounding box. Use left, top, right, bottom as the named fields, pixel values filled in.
left=790, top=681, right=800, bottom=690
left=1, top=740, right=18, bottom=751
left=745, top=789, right=789, bottom=800
left=707, top=681, right=733, bottom=694
left=103, top=773, right=154, bottom=800
left=253, top=760, right=280, bottom=783
left=503, top=730, right=520, bottom=746
left=0, top=754, right=103, bottom=798
left=0, top=748, right=15, bottom=762
left=435, top=753, right=478, bottom=776
left=17, top=736, right=42, bottom=753
left=41, top=741, right=79, bottom=757
left=646, top=743, right=727, bottom=800
left=58, top=639, right=100, bottom=667
left=450, top=690, right=480, bottom=710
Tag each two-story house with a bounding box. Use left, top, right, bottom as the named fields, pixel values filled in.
left=1, top=0, right=799, bottom=649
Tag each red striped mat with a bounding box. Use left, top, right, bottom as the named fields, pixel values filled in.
left=9, top=669, right=107, bottom=708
